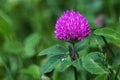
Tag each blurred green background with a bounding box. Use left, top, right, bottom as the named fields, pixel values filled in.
left=0, top=0, right=119, bottom=80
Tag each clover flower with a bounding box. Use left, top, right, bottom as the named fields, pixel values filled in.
left=55, top=10, right=90, bottom=42
left=95, top=14, right=107, bottom=27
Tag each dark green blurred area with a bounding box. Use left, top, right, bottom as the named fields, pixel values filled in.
left=0, top=0, right=119, bottom=80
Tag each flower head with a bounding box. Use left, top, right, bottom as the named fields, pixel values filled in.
left=55, top=10, right=90, bottom=42
left=95, top=14, right=106, bottom=27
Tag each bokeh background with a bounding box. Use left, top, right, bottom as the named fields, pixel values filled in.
left=0, top=0, right=119, bottom=80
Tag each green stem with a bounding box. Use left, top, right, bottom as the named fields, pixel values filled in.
left=108, top=0, right=116, bottom=22
left=95, top=37, right=114, bottom=80
left=101, top=36, right=114, bottom=57
left=0, top=54, right=14, bottom=80
left=107, top=75, right=110, bottom=80
left=115, top=65, right=120, bottom=80
left=73, top=66, right=78, bottom=80
left=74, top=0, right=77, bottom=10
left=101, top=36, right=116, bottom=80
left=50, top=77, right=53, bottom=80
left=70, top=43, right=78, bottom=80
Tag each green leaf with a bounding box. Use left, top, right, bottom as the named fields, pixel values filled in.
left=20, top=64, right=40, bottom=79
left=75, top=37, right=89, bottom=51
left=0, top=11, right=13, bottom=40
left=41, top=54, right=67, bottom=74
left=89, top=35, right=105, bottom=49
left=112, top=52, right=120, bottom=67
left=73, top=59, right=84, bottom=71
left=39, top=44, right=66, bottom=56
left=24, top=33, right=41, bottom=49
left=95, top=74, right=107, bottom=80
left=87, top=52, right=101, bottom=61
left=23, top=33, right=41, bottom=58
left=94, top=27, right=120, bottom=48
left=3, top=40, right=23, bottom=54
left=94, top=28, right=120, bottom=41
left=82, top=56, right=107, bottom=74
left=56, top=56, right=72, bottom=72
